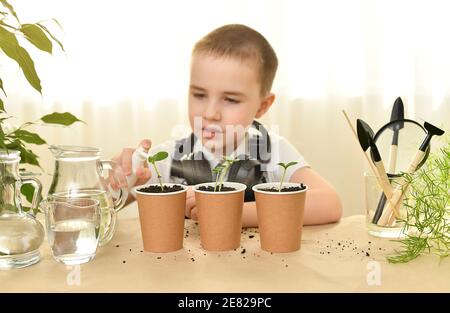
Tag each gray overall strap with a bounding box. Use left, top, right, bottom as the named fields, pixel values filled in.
left=171, top=134, right=213, bottom=185
left=226, top=120, right=270, bottom=201
left=228, top=157, right=266, bottom=201
left=251, top=120, right=271, bottom=164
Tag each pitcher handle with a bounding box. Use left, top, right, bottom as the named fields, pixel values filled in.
left=100, top=160, right=128, bottom=212
left=19, top=177, right=42, bottom=217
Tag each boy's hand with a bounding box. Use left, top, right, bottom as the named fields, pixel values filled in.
left=111, top=139, right=152, bottom=189
left=190, top=207, right=198, bottom=220
left=185, top=186, right=198, bottom=220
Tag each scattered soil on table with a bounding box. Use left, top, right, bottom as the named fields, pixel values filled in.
left=258, top=184, right=306, bottom=193
left=112, top=222, right=297, bottom=269
left=137, top=185, right=184, bottom=193
left=317, top=238, right=387, bottom=259
left=197, top=185, right=236, bottom=192
left=113, top=218, right=394, bottom=271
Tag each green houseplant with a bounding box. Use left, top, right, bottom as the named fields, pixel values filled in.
left=0, top=0, right=82, bottom=210
left=387, top=139, right=450, bottom=264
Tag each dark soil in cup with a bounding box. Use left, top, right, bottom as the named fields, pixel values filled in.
left=258, top=183, right=306, bottom=193
left=197, top=184, right=236, bottom=192
left=137, top=185, right=184, bottom=193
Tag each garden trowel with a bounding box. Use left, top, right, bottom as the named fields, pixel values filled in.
left=357, top=119, right=393, bottom=200
left=377, top=121, right=445, bottom=226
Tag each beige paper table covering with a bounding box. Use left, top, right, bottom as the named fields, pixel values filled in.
left=1, top=214, right=449, bottom=292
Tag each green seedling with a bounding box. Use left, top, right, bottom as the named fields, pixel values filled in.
left=277, top=162, right=298, bottom=192
left=213, top=157, right=237, bottom=192
left=147, top=151, right=169, bottom=191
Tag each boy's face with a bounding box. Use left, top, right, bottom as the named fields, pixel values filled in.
left=188, top=53, right=274, bottom=155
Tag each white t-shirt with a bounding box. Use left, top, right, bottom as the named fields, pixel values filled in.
left=141, top=129, right=309, bottom=187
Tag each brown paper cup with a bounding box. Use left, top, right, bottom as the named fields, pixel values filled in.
left=253, top=182, right=308, bottom=253
left=194, top=182, right=246, bottom=251
left=135, top=183, right=187, bottom=253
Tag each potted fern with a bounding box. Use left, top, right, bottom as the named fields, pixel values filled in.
left=134, top=152, right=188, bottom=253
left=193, top=157, right=246, bottom=251
left=252, top=162, right=308, bottom=253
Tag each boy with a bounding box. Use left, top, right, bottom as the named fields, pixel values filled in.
left=114, top=24, right=342, bottom=227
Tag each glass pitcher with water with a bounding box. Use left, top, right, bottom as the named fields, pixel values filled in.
left=0, top=149, right=44, bottom=269
left=47, top=145, right=128, bottom=246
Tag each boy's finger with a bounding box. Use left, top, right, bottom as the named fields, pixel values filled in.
left=191, top=207, right=198, bottom=220
left=120, top=148, right=135, bottom=175
left=115, top=167, right=129, bottom=188
left=135, top=167, right=151, bottom=186
left=186, top=186, right=195, bottom=199
left=136, top=167, right=151, bottom=180
left=108, top=173, right=116, bottom=188
left=186, top=196, right=196, bottom=208
left=138, top=140, right=151, bottom=169
left=185, top=197, right=196, bottom=217
left=110, top=180, right=118, bottom=190
left=139, top=139, right=152, bottom=151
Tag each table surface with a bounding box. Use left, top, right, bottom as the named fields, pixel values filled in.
left=1, top=213, right=449, bottom=292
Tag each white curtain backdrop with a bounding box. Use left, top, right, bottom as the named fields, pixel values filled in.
left=4, top=0, right=449, bottom=217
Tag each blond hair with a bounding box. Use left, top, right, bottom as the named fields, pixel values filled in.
left=193, top=24, right=278, bottom=95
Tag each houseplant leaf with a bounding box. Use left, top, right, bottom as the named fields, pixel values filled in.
left=40, top=112, right=83, bottom=126
left=21, top=23, right=53, bottom=54
left=0, top=124, right=5, bottom=148
left=14, top=129, right=46, bottom=145
left=37, top=22, right=64, bottom=52
left=0, top=0, right=19, bottom=23
left=0, top=26, right=42, bottom=93
left=14, top=46, right=42, bottom=93
left=17, top=147, right=40, bottom=167
left=20, top=183, right=35, bottom=203
left=6, top=140, right=40, bottom=167
left=0, top=24, right=19, bottom=46
left=0, top=78, right=6, bottom=97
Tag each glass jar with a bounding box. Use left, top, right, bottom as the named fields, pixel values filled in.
left=0, top=150, right=44, bottom=269
left=365, top=172, right=407, bottom=238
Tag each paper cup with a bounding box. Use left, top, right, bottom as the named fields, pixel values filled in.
left=194, top=182, right=246, bottom=251
left=253, top=182, right=308, bottom=253
left=135, top=183, right=187, bottom=253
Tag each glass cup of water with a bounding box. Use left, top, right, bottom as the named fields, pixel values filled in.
left=43, top=196, right=101, bottom=265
